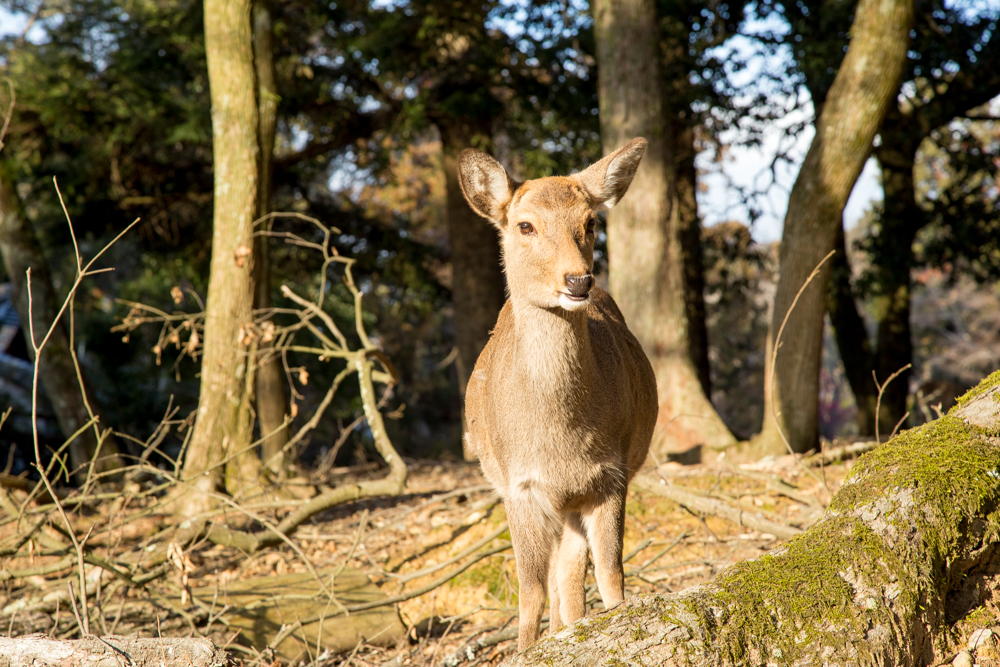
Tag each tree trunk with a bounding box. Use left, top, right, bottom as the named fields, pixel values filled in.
left=827, top=224, right=877, bottom=435
left=754, top=0, right=914, bottom=455
left=675, top=123, right=711, bottom=398
left=593, top=0, right=734, bottom=458
left=439, top=121, right=506, bottom=461
left=178, top=0, right=261, bottom=513
left=251, top=0, right=290, bottom=477
left=511, top=369, right=1000, bottom=666
left=867, top=133, right=922, bottom=435
left=0, top=178, right=122, bottom=481
left=829, top=110, right=923, bottom=440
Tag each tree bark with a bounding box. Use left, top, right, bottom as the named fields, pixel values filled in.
left=0, top=634, right=233, bottom=667
left=754, top=0, right=914, bottom=455
left=675, top=123, right=712, bottom=398
left=827, top=224, right=877, bottom=435
left=178, top=0, right=261, bottom=513
left=439, top=121, right=506, bottom=461
left=511, top=369, right=1000, bottom=666
left=251, top=0, right=290, bottom=476
left=0, top=178, right=122, bottom=481
left=593, top=0, right=735, bottom=457
left=868, top=128, right=922, bottom=434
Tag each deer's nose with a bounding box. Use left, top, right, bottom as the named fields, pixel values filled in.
left=564, top=273, right=594, bottom=296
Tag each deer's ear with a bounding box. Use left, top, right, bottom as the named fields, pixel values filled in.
left=458, top=149, right=517, bottom=226
left=574, top=138, right=647, bottom=209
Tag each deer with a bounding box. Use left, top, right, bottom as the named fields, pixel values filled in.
left=457, top=137, right=658, bottom=652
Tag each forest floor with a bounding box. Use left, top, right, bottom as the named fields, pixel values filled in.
left=0, top=447, right=881, bottom=666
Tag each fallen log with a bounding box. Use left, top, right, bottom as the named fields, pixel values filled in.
left=186, top=566, right=405, bottom=662
left=509, top=370, right=1000, bottom=666
left=0, top=634, right=233, bottom=667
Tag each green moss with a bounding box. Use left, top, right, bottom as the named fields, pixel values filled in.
left=954, top=369, right=1000, bottom=409
left=699, top=514, right=913, bottom=664
left=834, top=415, right=1000, bottom=566
left=688, top=411, right=1000, bottom=665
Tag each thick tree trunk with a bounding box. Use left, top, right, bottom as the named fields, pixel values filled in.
left=754, top=0, right=914, bottom=455
left=439, top=121, right=506, bottom=461
left=593, top=0, right=734, bottom=457
left=0, top=178, right=122, bottom=481
left=512, top=369, right=1000, bottom=666
left=251, top=0, right=290, bottom=476
left=178, top=0, right=261, bottom=513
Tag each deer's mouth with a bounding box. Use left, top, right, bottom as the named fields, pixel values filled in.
left=557, top=291, right=591, bottom=311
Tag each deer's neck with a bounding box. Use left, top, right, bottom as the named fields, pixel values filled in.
left=511, top=301, right=594, bottom=399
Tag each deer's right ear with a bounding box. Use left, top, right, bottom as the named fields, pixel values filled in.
left=458, top=149, right=517, bottom=226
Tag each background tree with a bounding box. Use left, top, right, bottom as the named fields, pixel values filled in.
left=592, top=0, right=737, bottom=457
left=827, top=1, right=1000, bottom=436
left=753, top=0, right=914, bottom=455
left=251, top=0, right=289, bottom=476
left=176, top=0, right=262, bottom=512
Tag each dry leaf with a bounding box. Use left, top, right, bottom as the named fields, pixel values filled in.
left=170, top=286, right=184, bottom=305
left=186, top=330, right=199, bottom=354
left=290, top=402, right=299, bottom=418
left=298, top=368, right=309, bottom=385
left=260, top=321, right=275, bottom=343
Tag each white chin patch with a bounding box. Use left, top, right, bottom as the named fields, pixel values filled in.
left=557, top=293, right=590, bottom=312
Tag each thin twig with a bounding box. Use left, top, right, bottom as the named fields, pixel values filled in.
left=873, top=364, right=912, bottom=445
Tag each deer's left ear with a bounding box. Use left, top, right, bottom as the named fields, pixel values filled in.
left=574, top=138, right=647, bottom=209
left=457, top=149, right=518, bottom=228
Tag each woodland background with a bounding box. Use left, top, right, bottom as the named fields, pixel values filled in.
left=0, top=0, right=997, bottom=478
left=0, top=0, right=999, bottom=662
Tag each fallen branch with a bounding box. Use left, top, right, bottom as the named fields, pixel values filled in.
left=632, top=475, right=801, bottom=540
left=804, top=440, right=878, bottom=466
left=720, top=463, right=822, bottom=508
left=442, top=623, right=520, bottom=667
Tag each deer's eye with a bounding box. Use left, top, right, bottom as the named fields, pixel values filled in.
left=586, top=219, right=597, bottom=235
left=518, top=222, right=535, bottom=236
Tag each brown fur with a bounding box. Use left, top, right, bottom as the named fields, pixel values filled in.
left=457, top=139, right=658, bottom=651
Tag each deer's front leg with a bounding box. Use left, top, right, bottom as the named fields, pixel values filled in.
left=583, top=490, right=626, bottom=610
left=556, top=512, right=589, bottom=625
left=507, top=499, right=558, bottom=652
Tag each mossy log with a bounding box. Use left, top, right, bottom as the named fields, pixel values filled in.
left=510, top=370, right=1000, bottom=667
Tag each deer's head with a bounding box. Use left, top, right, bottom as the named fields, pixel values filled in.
left=458, top=138, right=646, bottom=312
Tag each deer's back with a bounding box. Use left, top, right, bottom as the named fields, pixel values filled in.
left=465, top=288, right=657, bottom=508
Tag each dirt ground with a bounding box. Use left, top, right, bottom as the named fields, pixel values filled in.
left=0, top=451, right=855, bottom=666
